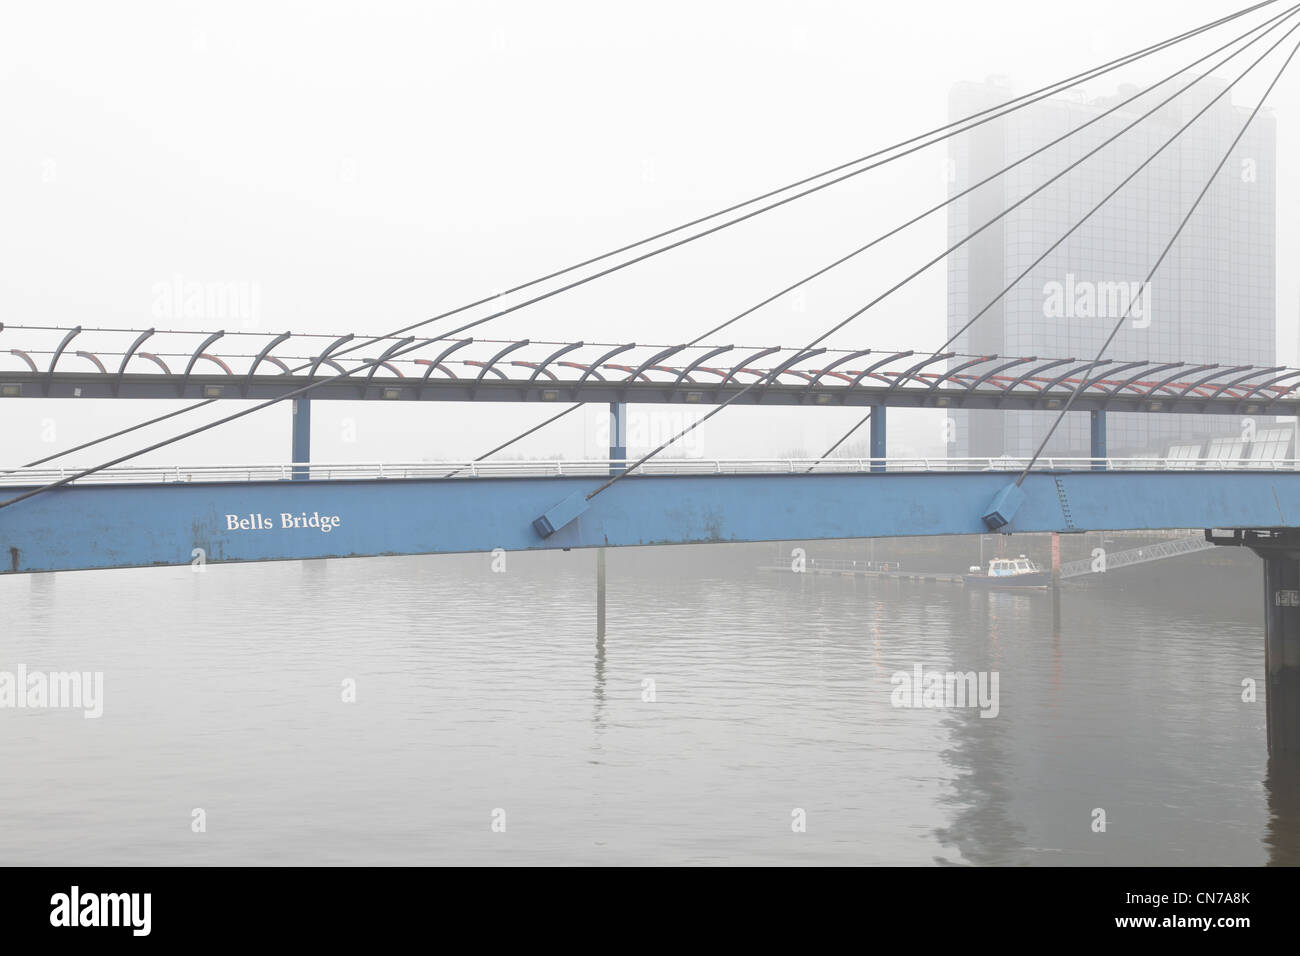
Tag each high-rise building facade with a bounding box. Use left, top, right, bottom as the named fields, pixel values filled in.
left=946, top=77, right=1276, bottom=458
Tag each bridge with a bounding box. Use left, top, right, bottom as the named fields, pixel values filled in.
left=3, top=452, right=1299, bottom=571
left=4, top=329, right=1299, bottom=564
left=5, top=1, right=1300, bottom=755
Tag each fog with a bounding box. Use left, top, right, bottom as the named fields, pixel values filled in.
left=2, top=0, right=1296, bottom=466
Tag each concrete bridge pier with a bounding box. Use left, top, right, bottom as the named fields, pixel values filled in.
left=1210, top=529, right=1300, bottom=755
left=1222, top=530, right=1300, bottom=755
left=1260, top=542, right=1300, bottom=755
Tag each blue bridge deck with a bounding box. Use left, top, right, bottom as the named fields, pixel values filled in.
left=2, top=464, right=1298, bottom=574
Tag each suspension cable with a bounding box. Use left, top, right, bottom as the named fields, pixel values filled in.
left=17, top=1, right=1278, bottom=471
left=584, top=7, right=1300, bottom=497
left=472, top=1, right=1298, bottom=470
left=441, top=403, right=585, bottom=478
left=1014, top=36, right=1300, bottom=483
left=811, top=8, right=1300, bottom=465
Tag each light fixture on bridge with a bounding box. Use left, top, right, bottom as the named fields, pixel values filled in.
left=935, top=396, right=951, bottom=407
left=1245, top=403, right=1261, bottom=414
left=0, top=383, right=19, bottom=397
left=541, top=389, right=560, bottom=401
left=1147, top=400, right=1163, bottom=412
left=685, top=391, right=704, bottom=403
left=381, top=387, right=402, bottom=400
left=814, top=393, right=833, bottom=405
left=1044, top=398, right=1062, bottom=410
left=202, top=385, right=224, bottom=398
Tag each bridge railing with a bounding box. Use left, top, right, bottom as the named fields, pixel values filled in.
left=2, top=456, right=1300, bottom=486
left=5, top=326, right=1300, bottom=412
left=1058, top=534, right=1217, bottom=578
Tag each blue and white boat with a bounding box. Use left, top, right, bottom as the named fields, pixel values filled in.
left=964, top=555, right=1051, bottom=589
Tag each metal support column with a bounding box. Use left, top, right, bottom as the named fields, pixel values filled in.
left=609, top=402, right=627, bottom=476
left=870, top=407, right=886, bottom=473
left=1051, top=532, right=1061, bottom=587
left=596, top=547, right=607, bottom=638
left=291, top=399, right=311, bottom=481
left=1090, top=410, right=1107, bottom=471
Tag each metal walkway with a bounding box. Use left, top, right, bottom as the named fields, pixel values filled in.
left=3, top=324, right=1299, bottom=415
left=1059, top=534, right=1217, bottom=578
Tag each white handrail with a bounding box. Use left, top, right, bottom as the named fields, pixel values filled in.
left=3, top=456, right=1300, bottom=486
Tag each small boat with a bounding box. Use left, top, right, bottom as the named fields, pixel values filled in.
left=964, top=555, right=1052, bottom=590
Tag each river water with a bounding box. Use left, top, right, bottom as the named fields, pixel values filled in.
left=0, top=542, right=1292, bottom=865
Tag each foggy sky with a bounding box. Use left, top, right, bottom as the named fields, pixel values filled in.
left=2, top=0, right=1296, bottom=467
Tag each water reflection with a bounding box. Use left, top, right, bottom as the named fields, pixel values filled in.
left=0, top=543, right=1282, bottom=865
left=932, top=590, right=1036, bottom=865
left=1266, top=755, right=1300, bottom=865
left=593, top=549, right=608, bottom=735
